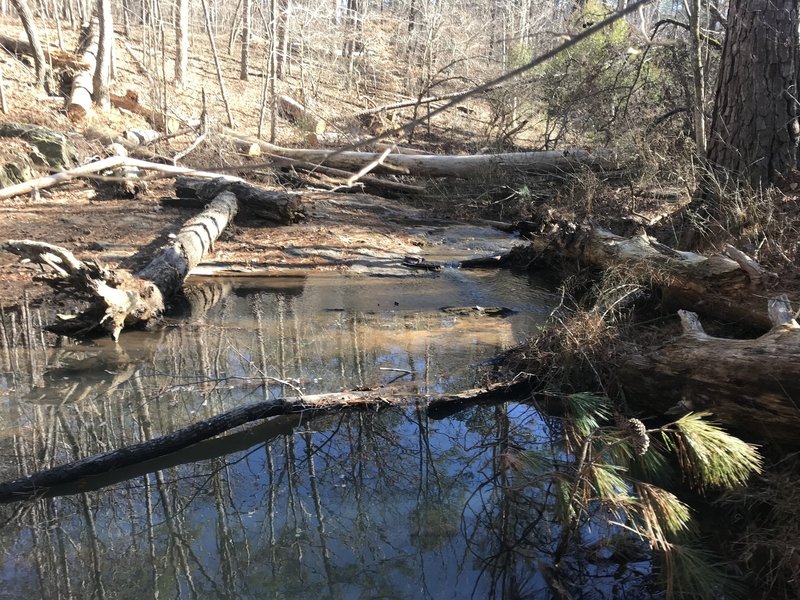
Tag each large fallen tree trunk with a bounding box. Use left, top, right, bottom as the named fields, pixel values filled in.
left=278, top=94, right=326, bottom=134
left=3, top=189, right=238, bottom=340
left=524, top=208, right=785, bottom=331
left=618, top=298, right=800, bottom=445
left=225, top=131, right=607, bottom=178
left=264, top=152, right=425, bottom=196
left=0, top=382, right=527, bottom=502
left=171, top=176, right=306, bottom=223
left=67, top=24, right=99, bottom=122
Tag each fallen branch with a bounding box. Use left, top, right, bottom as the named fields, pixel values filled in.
left=266, top=152, right=424, bottom=196
left=0, top=156, right=239, bottom=200
left=0, top=382, right=527, bottom=502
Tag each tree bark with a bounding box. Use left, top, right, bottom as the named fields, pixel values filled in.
left=9, top=0, right=47, bottom=88
left=706, top=0, right=799, bottom=186
left=239, top=0, right=250, bottom=80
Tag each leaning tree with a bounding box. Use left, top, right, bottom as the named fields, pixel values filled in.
left=706, top=0, right=799, bottom=188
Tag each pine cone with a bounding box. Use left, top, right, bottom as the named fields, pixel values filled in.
left=626, top=417, right=650, bottom=456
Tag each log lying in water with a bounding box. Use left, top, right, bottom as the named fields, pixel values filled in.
left=618, top=297, right=800, bottom=444
left=0, top=382, right=527, bottom=503
left=2, top=190, right=238, bottom=340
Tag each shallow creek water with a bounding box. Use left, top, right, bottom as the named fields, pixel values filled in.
left=0, top=271, right=654, bottom=599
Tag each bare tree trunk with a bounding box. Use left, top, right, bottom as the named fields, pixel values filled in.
left=174, top=0, right=188, bottom=86
left=686, top=0, right=706, bottom=156
left=10, top=0, right=47, bottom=88
left=200, top=0, right=236, bottom=127
left=92, top=0, right=112, bottom=109
left=275, top=0, right=288, bottom=79
left=239, top=0, right=250, bottom=80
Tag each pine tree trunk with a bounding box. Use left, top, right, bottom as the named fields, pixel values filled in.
left=706, top=0, right=799, bottom=186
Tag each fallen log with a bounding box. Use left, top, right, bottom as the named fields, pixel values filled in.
left=524, top=208, right=784, bottom=331
left=305, top=131, right=432, bottom=155
left=225, top=130, right=606, bottom=178
left=3, top=189, right=237, bottom=339
left=617, top=297, right=800, bottom=445
left=278, top=94, right=326, bottom=134
left=172, top=176, right=306, bottom=224
left=67, top=24, right=99, bottom=122
left=265, top=152, right=424, bottom=196
left=110, top=89, right=175, bottom=132
left=0, top=382, right=527, bottom=502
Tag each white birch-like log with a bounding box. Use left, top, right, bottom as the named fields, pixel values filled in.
left=226, top=131, right=605, bottom=178
left=67, top=26, right=99, bottom=122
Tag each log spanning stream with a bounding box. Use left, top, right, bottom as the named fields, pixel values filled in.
left=0, top=272, right=658, bottom=599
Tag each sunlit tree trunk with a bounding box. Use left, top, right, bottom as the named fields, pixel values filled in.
left=92, top=0, right=113, bottom=109
left=706, top=0, right=799, bottom=187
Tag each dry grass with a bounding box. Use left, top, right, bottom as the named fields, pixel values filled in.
left=717, top=454, right=800, bottom=600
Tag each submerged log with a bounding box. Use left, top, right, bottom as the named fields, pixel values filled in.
left=0, top=382, right=526, bottom=502
left=618, top=297, right=800, bottom=444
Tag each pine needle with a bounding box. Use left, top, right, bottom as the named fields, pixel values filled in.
left=662, top=412, right=763, bottom=491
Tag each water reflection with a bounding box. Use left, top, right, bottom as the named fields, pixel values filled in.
left=0, top=273, right=652, bottom=598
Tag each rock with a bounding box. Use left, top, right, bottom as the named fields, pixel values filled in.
left=0, top=122, right=79, bottom=170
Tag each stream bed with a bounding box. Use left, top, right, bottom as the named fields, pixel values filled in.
left=0, top=270, right=657, bottom=599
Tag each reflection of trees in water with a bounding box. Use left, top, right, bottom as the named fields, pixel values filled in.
left=0, top=284, right=657, bottom=599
